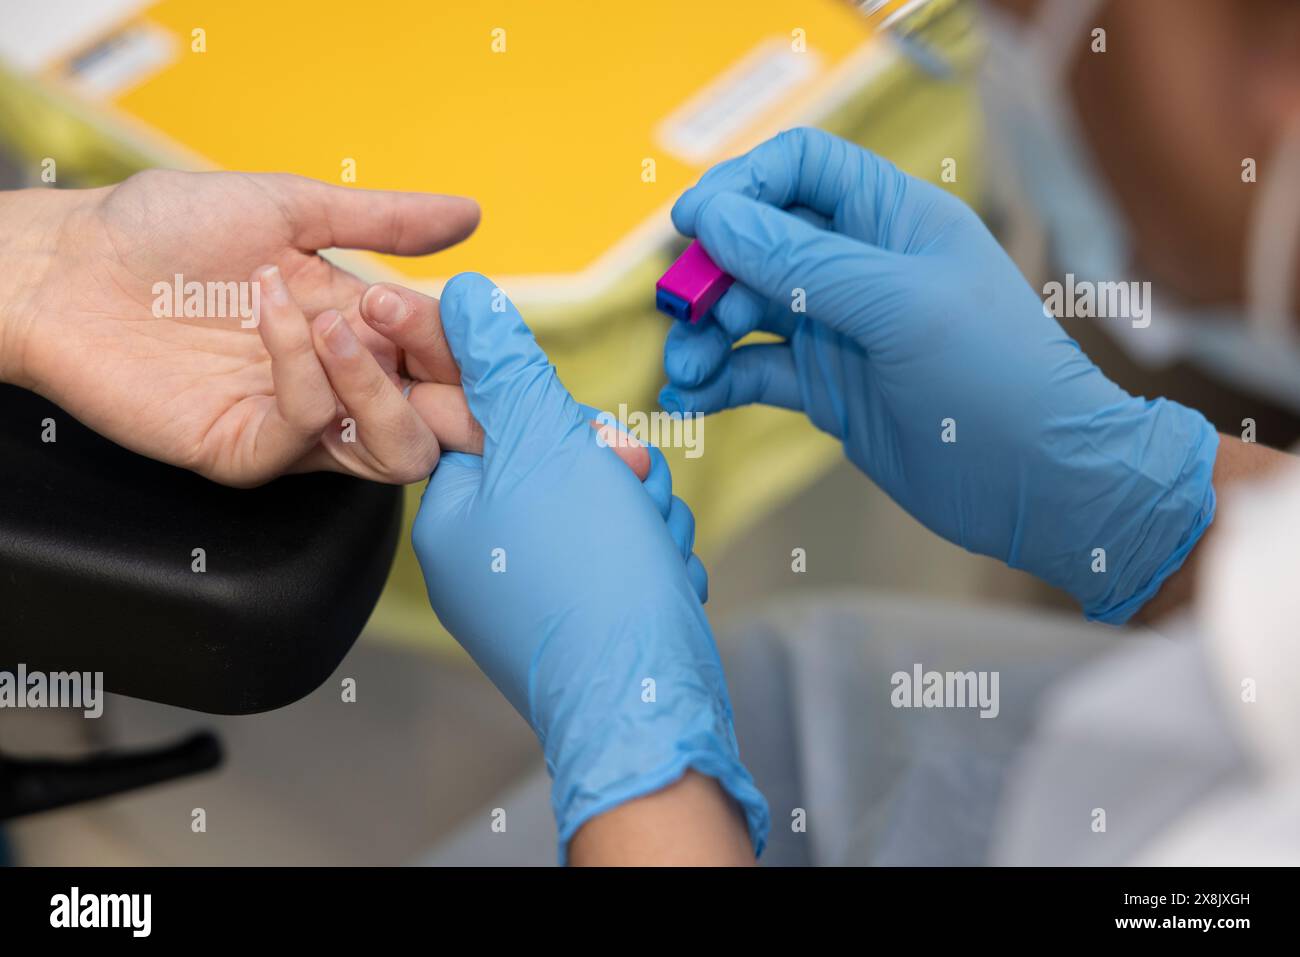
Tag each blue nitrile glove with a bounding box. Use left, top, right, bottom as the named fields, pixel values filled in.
left=660, top=128, right=1217, bottom=624
left=413, top=272, right=768, bottom=861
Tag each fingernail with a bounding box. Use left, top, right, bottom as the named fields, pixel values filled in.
left=362, top=285, right=406, bottom=326
left=315, top=310, right=357, bottom=357
left=258, top=265, right=290, bottom=306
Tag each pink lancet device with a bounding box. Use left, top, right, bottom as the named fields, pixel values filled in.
left=655, top=240, right=734, bottom=323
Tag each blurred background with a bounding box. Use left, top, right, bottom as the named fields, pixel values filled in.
left=2, top=0, right=1297, bottom=864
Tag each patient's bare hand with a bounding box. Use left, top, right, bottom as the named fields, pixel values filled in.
left=9, top=170, right=479, bottom=486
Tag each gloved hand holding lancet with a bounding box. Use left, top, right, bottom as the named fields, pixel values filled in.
left=661, top=127, right=1219, bottom=624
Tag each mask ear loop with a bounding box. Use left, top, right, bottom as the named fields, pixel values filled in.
left=1245, top=113, right=1300, bottom=343
left=1024, top=0, right=1106, bottom=88
left=979, top=0, right=1128, bottom=282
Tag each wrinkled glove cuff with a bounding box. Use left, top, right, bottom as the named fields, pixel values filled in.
left=1081, top=403, right=1218, bottom=625
left=552, top=746, right=770, bottom=865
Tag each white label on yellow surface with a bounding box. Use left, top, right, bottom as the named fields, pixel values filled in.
left=655, top=39, right=821, bottom=164
left=855, top=0, right=933, bottom=31
left=0, top=0, right=148, bottom=72
left=64, top=21, right=176, bottom=99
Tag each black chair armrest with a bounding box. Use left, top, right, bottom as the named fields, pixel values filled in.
left=0, top=384, right=402, bottom=714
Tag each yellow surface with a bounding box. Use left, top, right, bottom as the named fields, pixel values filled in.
left=91, top=0, right=879, bottom=284
left=2, top=0, right=982, bottom=653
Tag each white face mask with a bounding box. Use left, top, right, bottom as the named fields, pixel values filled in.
left=977, top=0, right=1300, bottom=412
